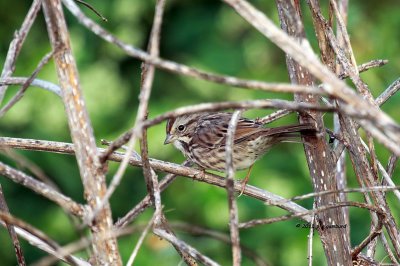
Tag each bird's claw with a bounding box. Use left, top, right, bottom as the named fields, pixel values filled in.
left=194, top=169, right=206, bottom=180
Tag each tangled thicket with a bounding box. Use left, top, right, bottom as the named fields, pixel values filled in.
left=0, top=0, right=399, bottom=265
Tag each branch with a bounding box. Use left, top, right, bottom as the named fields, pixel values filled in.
left=338, top=59, right=388, bottom=79
left=0, top=136, right=312, bottom=222
left=0, top=51, right=54, bottom=118
left=0, top=185, right=26, bottom=266
left=42, top=0, right=121, bottom=263
left=0, top=211, right=85, bottom=265
left=61, top=0, right=329, bottom=96
left=0, top=77, right=62, bottom=96
left=115, top=161, right=190, bottom=228
left=239, top=201, right=384, bottom=229
left=222, top=0, right=400, bottom=156
left=154, top=227, right=220, bottom=266
left=171, top=222, right=269, bottom=266
left=0, top=0, right=42, bottom=104
left=225, top=111, right=242, bottom=266
left=0, top=161, right=84, bottom=217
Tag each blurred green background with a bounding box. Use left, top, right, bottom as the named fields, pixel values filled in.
left=0, top=0, right=399, bottom=265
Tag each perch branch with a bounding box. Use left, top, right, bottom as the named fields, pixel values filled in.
left=0, top=136, right=312, bottom=222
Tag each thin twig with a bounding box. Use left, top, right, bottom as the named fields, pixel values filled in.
left=0, top=77, right=62, bottom=96
left=0, top=161, right=84, bottom=217
left=285, top=185, right=400, bottom=204
left=225, top=110, right=242, bottom=266
left=333, top=77, right=400, bottom=162
left=239, top=201, right=384, bottom=229
left=307, top=207, right=315, bottom=266
left=338, top=59, right=388, bottom=79
left=154, top=228, right=220, bottom=266
left=138, top=0, right=166, bottom=218
left=0, top=0, right=42, bottom=104
left=0, top=211, right=79, bottom=265
left=376, top=77, right=400, bottom=106
left=126, top=213, right=155, bottom=266
left=0, top=148, right=57, bottom=189
left=258, top=109, right=292, bottom=124
left=359, top=137, right=400, bottom=202
left=0, top=185, right=26, bottom=266
left=0, top=51, right=54, bottom=118
left=74, top=0, right=107, bottom=21
left=115, top=161, right=190, bottom=228
left=171, top=222, right=269, bottom=266
left=351, top=217, right=383, bottom=260
left=386, top=154, right=398, bottom=178
left=0, top=219, right=90, bottom=266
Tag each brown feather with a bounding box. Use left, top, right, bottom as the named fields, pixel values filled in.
left=165, top=112, right=316, bottom=171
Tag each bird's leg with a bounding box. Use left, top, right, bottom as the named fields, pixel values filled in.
left=239, top=164, right=254, bottom=196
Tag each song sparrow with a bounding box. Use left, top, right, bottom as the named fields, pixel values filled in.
left=164, top=112, right=315, bottom=192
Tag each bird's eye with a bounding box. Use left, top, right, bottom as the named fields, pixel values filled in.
left=177, top=125, right=185, bottom=131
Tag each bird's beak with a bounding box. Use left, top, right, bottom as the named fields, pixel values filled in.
left=164, top=134, right=173, bottom=145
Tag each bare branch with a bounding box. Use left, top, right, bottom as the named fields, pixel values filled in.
left=74, top=0, right=107, bottom=21
left=258, top=109, right=292, bottom=124
left=307, top=207, right=315, bottom=266
left=239, top=201, right=384, bottom=229
left=42, top=0, right=121, bottom=263
left=223, top=0, right=400, bottom=156
left=0, top=137, right=312, bottom=222
left=0, top=211, right=83, bottom=265
left=61, top=0, right=329, bottom=97
left=0, top=77, right=62, bottom=96
left=138, top=0, right=166, bottom=217
left=0, top=148, right=58, bottom=189
left=338, top=59, right=388, bottom=79
left=351, top=217, right=383, bottom=260
left=126, top=213, right=155, bottom=266
left=154, top=227, right=220, bottom=266
left=0, top=185, right=26, bottom=266
left=376, top=77, right=400, bottom=107
left=171, top=222, right=269, bottom=266
left=0, top=51, right=54, bottom=118
left=115, top=161, right=189, bottom=228
left=386, top=154, right=398, bottom=178
left=276, top=1, right=351, bottom=264
left=225, top=110, right=242, bottom=266
left=0, top=161, right=84, bottom=217
left=0, top=0, right=42, bottom=104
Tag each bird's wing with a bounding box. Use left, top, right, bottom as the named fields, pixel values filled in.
left=192, top=113, right=263, bottom=148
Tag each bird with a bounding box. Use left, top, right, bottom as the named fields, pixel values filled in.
left=164, top=112, right=316, bottom=194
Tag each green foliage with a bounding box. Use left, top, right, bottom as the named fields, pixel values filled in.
left=0, top=0, right=399, bottom=265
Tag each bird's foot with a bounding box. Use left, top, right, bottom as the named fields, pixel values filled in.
left=194, top=168, right=206, bottom=181
left=238, top=164, right=254, bottom=197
